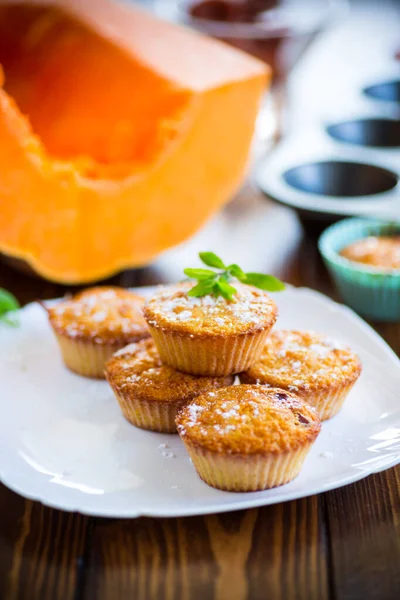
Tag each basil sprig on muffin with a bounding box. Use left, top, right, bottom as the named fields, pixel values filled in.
left=143, top=252, right=283, bottom=377
left=184, top=252, right=285, bottom=300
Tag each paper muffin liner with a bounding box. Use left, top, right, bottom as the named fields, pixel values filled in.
left=182, top=441, right=313, bottom=492
left=54, top=333, right=122, bottom=378
left=296, top=381, right=357, bottom=421
left=147, top=325, right=273, bottom=377
left=110, top=387, right=182, bottom=433
left=319, top=218, right=400, bottom=322
left=239, top=375, right=358, bottom=421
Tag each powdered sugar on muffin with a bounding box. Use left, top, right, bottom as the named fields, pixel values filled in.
left=143, top=282, right=277, bottom=336
left=176, top=385, right=320, bottom=454
left=241, top=330, right=361, bottom=392
left=49, top=287, right=148, bottom=344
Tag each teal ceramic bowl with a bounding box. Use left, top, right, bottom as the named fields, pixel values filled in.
left=319, top=218, right=400, bottom=321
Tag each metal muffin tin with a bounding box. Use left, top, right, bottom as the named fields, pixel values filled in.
left=256, top=77, right=400, bottom=223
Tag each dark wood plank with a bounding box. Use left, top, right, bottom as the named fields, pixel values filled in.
left=0, top=483, right=91, bottom=600
left=84, top=500, right=329, bottom=600
left=323, top=468, right=400, bottom=600
left=0, top=484, right=28, bottom=599
left=247, top=497, right=329, bottom=600
left=84, top=513, right=217, bottom=600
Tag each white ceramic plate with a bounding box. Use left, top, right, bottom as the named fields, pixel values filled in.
left=1, top=286, right=400, bottom=517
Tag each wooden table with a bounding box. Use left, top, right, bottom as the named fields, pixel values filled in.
left=0, top=190, right=399, bottom=600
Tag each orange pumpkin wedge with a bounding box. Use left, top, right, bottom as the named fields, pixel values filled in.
left=0, top=0, right=269, bottom=283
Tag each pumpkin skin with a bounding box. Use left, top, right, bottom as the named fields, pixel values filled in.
left=0, top=0, right=269, bottom=283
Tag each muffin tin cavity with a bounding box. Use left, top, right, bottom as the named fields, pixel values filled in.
left=326, top=118, right=400, bottom=148
left=255, top=23, right=400, bottom=224
left=282, top=161, right=398, bottom=198
left=256, top=69, right=400, bottom=222
left=363, top=80, right=400, bottom=104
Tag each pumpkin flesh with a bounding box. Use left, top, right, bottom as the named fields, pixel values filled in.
left=0, top=3, right=191, bottom=178
left=0, top=1, right=268, bottom=283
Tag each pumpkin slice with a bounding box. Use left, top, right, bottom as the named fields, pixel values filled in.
left=0, top=0, right=269, bottom=283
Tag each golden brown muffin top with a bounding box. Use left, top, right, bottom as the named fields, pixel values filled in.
left=242, top=330, right=362, bottom=392
left=48, top=286, right=149, bottom=344
left=340, top=236, right=400, bottom=270
left=106, top=338, right=234, bottom=403
left=176, top=385, right=321, bottom=454
left=143, top=283, right=277, bottom=337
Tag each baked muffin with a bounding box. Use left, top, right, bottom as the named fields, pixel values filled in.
left=240, top=330, right=362, bottom=420
left=176, top=385, right=321, bottom=492
left=143, top=282, right=278, bottom=376
left=106, top=338, right=234, bottom=432
left=47, top=286, right=149, bottom=378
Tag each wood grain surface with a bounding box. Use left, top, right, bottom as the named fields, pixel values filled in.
left=0, top=193, right=399, bottom=600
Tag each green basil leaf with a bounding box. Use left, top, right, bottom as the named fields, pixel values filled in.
left=199, top=252, right=226, bottom=269
left=219, top=271, right=231, bottom=282
left=216, top=278, right=237, bottom=300
left=228, top=263, right=246, bottom=281
left=183, top=268, right=216, bottom=280
left=0, top=288, right=19, bottom=315
left=187, top=279, right=216, bottom=297
left=212, top=282, right=222, bottom=298
left=244, top=273, right=285, bottom=291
